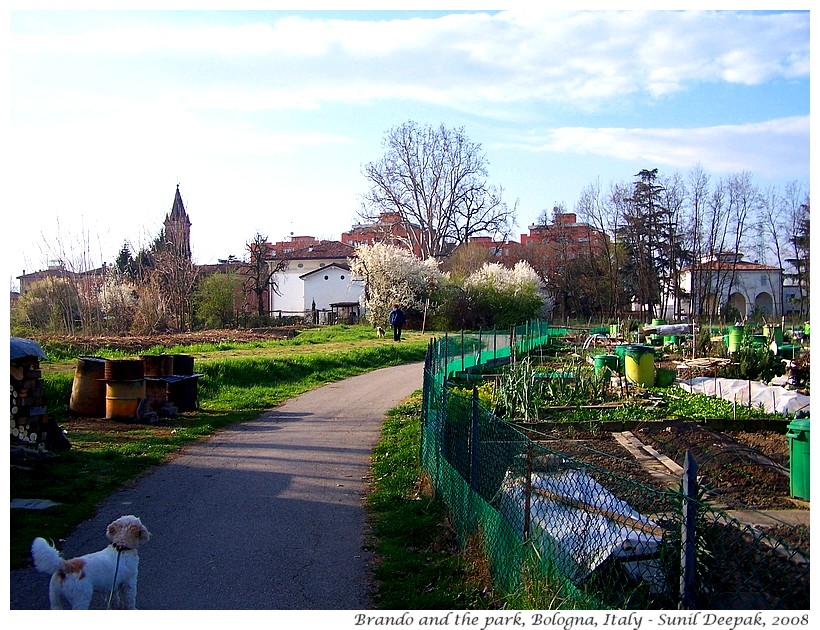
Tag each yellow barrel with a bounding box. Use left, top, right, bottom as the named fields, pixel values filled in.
left=69, top=357, right=107, bottom=416
left=105, top=380, right=145, bottom=420
left=624, top=344, right=655, bottom=387
left=763, top=325, right=784, bottom=345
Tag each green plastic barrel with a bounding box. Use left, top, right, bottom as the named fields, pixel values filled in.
left=593, top=354, right=619, bottom=380
left=624, top=344, right=655, bottom=387
left=614, top=344, right=628, bottom=372
left=728, top=325, right=744, bottom=353
left=750, top=334, right=767, bottom=347
left=649, top=319, right=665, bottom=346
left=786, top=419, right=810, bottom=501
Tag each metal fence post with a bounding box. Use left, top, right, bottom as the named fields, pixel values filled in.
left=461, top=330, right=465, bottom=373
left=470, top=385, right=479, bottom=492
left=524, top=443, right=533, bottom=542
left=679, top=450, right=698, bottom=609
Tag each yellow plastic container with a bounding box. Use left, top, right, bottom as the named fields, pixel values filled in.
left=624, top=344, right=655, bottom=387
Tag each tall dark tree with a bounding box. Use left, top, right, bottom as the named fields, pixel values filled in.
left=785, top=191, right=810, bottom=318
left=360, top=121, right=516, bottom=259
left=615, top=169, right=668, bottom=319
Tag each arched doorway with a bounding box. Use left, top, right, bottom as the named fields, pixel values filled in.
left=728, top=292, right=747, bottom=318
left=754, top=292, right=775, bottom=316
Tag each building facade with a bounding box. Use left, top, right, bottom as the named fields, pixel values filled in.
left=341, top=211, right=424, bottom=257
left=680, top=252, right=783, bottom=320
left=519, top=212, right=609, bottom=258
left=265, top=238, right=363, bottom=317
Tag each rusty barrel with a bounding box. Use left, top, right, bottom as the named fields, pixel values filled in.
left=141, top=354, right=174, bottom=377
left=170, top=354, right=194, bottom=376
left=69, top=357, right=107, bottom=416
left=104, top=359, right=145, bottom=420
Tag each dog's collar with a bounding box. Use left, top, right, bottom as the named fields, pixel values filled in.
left=111, top=543, right=133, bottom=552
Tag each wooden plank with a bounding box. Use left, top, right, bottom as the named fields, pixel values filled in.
left=532, top=486, right=664, bottom=536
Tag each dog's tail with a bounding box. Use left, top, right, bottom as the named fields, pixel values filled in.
left=31, top=538, right=63, bottom=575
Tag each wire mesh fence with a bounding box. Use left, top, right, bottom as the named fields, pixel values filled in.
left=420, top=324, right=810, bottom=609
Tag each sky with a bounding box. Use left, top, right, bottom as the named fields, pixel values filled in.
left=3, top=2, right=812, bottom=292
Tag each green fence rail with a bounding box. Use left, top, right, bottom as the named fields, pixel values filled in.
left=420, top=324, right=809, bottom=609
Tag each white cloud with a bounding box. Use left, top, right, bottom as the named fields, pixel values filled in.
left=512, top=116, right=809, bottom=178
left=11, top=10, right=809, bottom=111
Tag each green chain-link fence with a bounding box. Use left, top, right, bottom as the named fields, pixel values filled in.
left=420, top=323, right=809, bottom=609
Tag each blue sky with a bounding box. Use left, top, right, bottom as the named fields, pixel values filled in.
left=3, top=3, right=811, bottom=289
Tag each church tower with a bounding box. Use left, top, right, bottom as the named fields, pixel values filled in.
left=164, top=185, right=192, bottom=259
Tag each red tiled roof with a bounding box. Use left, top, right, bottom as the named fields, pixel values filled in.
left=272, top=240, right=355, bottom=260
left=683, top=261, right=781, bottom=272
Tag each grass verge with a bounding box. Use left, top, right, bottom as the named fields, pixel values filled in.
left=365, top=391, right=497, bottom=609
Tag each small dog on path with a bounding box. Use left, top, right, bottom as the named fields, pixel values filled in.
left=31, top=514, right=151, bottom=609
left=376, top=326, right=386, bottom=338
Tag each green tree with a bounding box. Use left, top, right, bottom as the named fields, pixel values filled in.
left=194, top=271, right=245, bottom=329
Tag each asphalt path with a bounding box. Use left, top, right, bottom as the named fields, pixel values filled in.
left=9, top=361, right=425, bottom=610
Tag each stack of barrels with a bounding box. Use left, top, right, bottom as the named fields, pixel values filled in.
left=69, top=354, right=198, bottom=420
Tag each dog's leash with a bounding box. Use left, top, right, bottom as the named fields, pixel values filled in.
left=106, top=546, right=124, bottom=609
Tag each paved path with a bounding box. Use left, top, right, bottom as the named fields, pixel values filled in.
left=9, top=362, right=424, bottom=610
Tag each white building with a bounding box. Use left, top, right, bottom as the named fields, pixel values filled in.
left=679, top=252, right=783, bottom=320
left=267, top=239, right=364, bottom=321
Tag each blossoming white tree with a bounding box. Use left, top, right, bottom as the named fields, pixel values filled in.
left=461, top=260, right=553, bottom=329
left=350, top=242, right=443, bottom=328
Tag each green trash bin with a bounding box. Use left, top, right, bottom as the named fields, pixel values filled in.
left=786, top=419, right=810, bottom=501
left=593, top=354, right=619, bottom=380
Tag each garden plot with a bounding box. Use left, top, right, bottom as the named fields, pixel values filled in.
left=530, top=422, right=794, bottom=511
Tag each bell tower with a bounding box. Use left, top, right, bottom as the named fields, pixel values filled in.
left=164, top=184, right=192, bottom=259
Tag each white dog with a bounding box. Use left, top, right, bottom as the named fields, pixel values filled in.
left=31, top=514, right=151, bottom=609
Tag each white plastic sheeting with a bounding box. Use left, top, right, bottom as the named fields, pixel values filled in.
left=679, top=377, right=810, bottom=416
left=498, top=469, right=664, bottom=588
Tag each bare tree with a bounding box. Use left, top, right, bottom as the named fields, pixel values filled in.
left=782, top=184, right=810, bottom=319
left=724, top=172, right=760, bottom=312
left=242, top=232, right=288, bottom=320
left=576, top=179, right=623, bottom=319
left=360, top=121, right=516, bottom=259
left=151, top=248, right=199, bottom=331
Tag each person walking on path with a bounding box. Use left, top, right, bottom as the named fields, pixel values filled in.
left=388, top=304, right=406, bottom=341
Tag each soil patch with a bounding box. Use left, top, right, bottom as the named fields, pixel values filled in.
left=528, top=420, right=796, bottom=511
